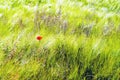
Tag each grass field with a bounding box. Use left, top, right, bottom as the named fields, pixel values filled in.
left=0, top=0, right=120, bottom=80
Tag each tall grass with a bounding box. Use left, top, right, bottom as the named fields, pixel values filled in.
left=0, top=0, right=120, bottom=80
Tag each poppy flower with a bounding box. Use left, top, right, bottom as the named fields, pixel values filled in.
left=36, top=36, right=42, bottom=41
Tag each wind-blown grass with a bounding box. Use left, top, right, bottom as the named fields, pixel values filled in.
left=0, top=0, right=120, bottom=80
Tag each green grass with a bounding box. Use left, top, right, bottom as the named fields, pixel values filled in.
left=0, top=0, right=120, bottom=80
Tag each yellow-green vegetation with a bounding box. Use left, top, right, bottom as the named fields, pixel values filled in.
left=0, top=0, right=120, bottom=80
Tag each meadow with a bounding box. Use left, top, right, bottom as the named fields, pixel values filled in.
left=0, top=0, right=120, bottom=80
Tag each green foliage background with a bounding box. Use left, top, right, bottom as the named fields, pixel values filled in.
left=0, top=0, right=120, bottom=80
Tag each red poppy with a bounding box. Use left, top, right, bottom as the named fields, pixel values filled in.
left=36, top=36, right=42, bottom=41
